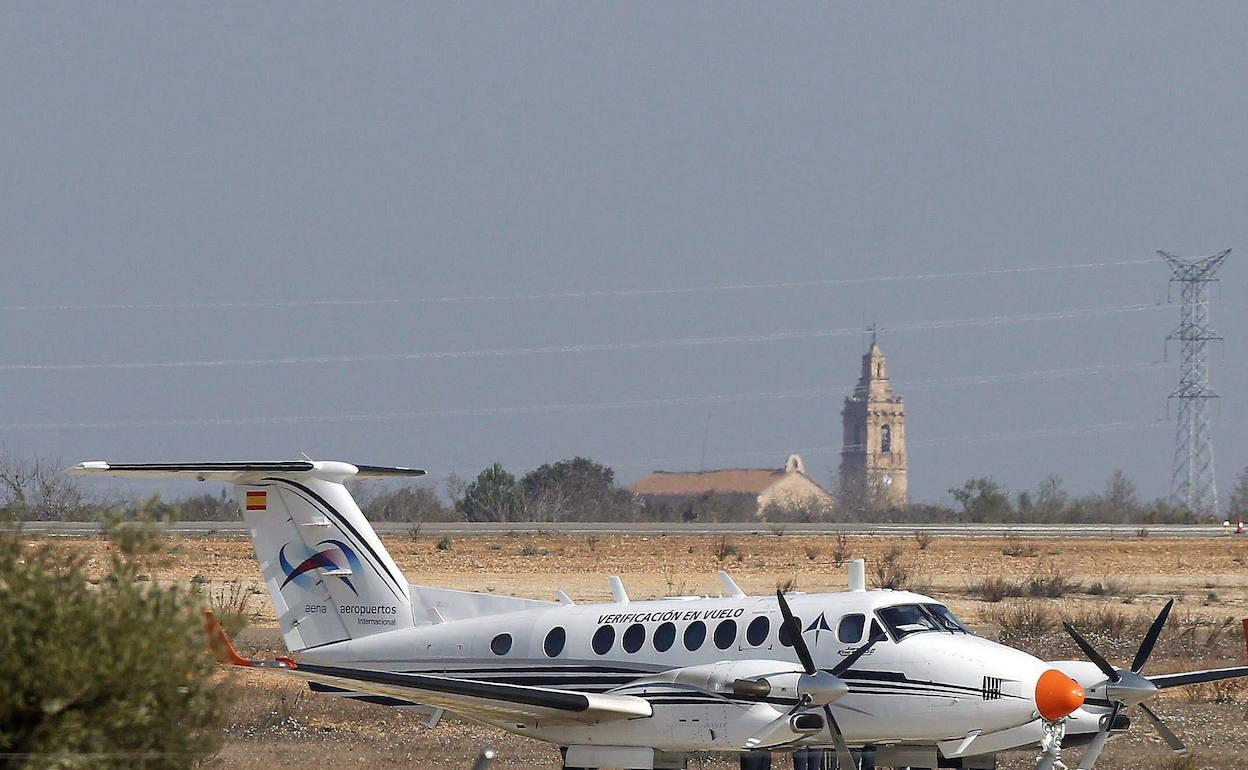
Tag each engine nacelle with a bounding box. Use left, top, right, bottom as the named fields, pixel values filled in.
left=629, top=659, right=806, bottom=696
left=746, top=670, right=849, bottom=706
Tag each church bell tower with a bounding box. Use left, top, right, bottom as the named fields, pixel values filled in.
left=839, top=336, right=907, bottom=509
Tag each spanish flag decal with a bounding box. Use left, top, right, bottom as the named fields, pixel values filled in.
left=245, top=490, right=267, bottom=511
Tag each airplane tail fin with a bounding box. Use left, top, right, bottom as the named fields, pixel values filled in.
left=70, top=460, right=424, bottom=651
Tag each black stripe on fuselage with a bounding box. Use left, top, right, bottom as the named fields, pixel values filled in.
left=384, top=663, right=994, bottom=703
left=839, top=670, right=989, bottom=697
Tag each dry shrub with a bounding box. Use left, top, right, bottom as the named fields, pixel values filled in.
left=228, top=686, right=307, bottom=736
left=914, top=530, right=933, bottom=550
left=803, top=543, right=822, bottom=561
left=988, top=601, right=1057, bottom=642
left=776, top=576, right=799, bottom=593
left=1083, top=576, right=1132, bottom=597
left=662, top=564, right=688, bottom=596
left=831, top=532, right=851, bottom=567
left=1002, top=533, right=1039, bottom=558
left=209, top=579, right=255, bottom=636
left=968, top=576, right=1024, bottom=603
left=1061, top=604, right=1140, bottom=639
left=1168, top=611, right=1240, bottom=651
left=871, top=544, right=913, bottom=590
left=1024, top=563, right=1081, bottom=598
left=713, top=535, right=738, bottom=563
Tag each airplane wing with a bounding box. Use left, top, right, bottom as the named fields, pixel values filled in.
left=204, top=613, right=651, bottom=726
left=1148, top=666, right=1248, bottom=689
left=282, top=662, right=653, bottom=726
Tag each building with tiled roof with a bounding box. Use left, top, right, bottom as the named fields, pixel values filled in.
left=630, top=453, right=833, bottom=517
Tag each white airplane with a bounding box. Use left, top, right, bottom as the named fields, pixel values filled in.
left=70, top=459, right=1248, bottom=770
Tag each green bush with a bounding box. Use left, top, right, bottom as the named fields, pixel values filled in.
left=0, top=524, right=227, bottom=769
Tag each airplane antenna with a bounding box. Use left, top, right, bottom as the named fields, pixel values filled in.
left=717, top=570, right=745, bottom=598
left=609, top=576, right=630, bottom=604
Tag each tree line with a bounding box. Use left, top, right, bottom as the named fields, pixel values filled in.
left=2, top=450, right=1246, bottom=525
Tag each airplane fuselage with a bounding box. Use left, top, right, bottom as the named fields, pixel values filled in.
left=302, top=589, right=1053, bottom=752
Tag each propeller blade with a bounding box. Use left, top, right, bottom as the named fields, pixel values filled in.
left=1076, top=703, right=1120, bottom=770
left=831, top=632, right=887, bottom=677
left=1138, top=702, right=1187, bottom=754
left=777, top=590, right=817, bottom=675
left=1131, top=599, right=1174, bottom=674
left=822, top=704, right=856, bottom=770
left=1063, top=622, right=1120, bottom=682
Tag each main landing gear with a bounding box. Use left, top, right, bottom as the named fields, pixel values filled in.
left=740, top=747, right=895, bottom=770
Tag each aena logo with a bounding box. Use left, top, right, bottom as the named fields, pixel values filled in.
left=278, top=539, right=362, bottom=596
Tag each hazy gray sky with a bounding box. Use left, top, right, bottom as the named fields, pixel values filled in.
left=2, top=3, right=1245, bottom=505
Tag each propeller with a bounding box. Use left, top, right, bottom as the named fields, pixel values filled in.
left=1062, top=599, right=1185, bottom=770
left=741, top=591, right=885, bottom=769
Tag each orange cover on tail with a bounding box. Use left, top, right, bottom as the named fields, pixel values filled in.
left=203, top=611, right=253, bottom=667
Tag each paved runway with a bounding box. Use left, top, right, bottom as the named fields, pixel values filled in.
left=5, top=520, right=1235, bottom=538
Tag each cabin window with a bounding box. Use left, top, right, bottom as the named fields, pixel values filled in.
left=592, top=625, right=616, bottom=655
left=714, top=619, right=737, bottom=650
left=746, top=616, right=770, bottom=646
left=683, top=621, right=707, bottom=651
left=490, top=633, right=513, bottom=656
left=778, top=616, right=803, bottom=647
left=653, top=621, right=676, bottom=652
left=880, top=424, right=892, bottom=453
left=623, top=623, right=646, bottom=653
left=544, top=627, right=566, bottom=657
left=837, top=614, right=865, bottom=644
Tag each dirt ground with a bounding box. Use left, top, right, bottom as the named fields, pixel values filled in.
left=27, top=531, right=1248, bottom=769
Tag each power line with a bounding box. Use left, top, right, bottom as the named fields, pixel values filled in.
left=439, top=417, right=1183, bottom=478
left=0, top=302, right=1165, bottom=373
left=0, top=258, right=1153, bottom=312
left=0, top=360, right=1170, bottom=432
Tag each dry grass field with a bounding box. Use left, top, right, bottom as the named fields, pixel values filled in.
left=28, top=531, right=1248, bottom=770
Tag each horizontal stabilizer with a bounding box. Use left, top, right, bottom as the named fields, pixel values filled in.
left=67, top=460, right=425, bottom=481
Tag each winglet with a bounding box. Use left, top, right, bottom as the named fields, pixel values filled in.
left=204, top=611, right=253, bottom=666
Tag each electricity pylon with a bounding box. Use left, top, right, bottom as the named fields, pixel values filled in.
left=1161, top=249, right=1230, bottom=517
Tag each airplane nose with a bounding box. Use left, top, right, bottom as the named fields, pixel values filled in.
left=1035, top=669, right=1085, bottom=721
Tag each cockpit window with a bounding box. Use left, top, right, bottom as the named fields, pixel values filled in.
left=876, top=603, right=971, bottom=640
left=924, top=604, right=971, bottom=634
left=876, top=604, right=940, bottom=640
